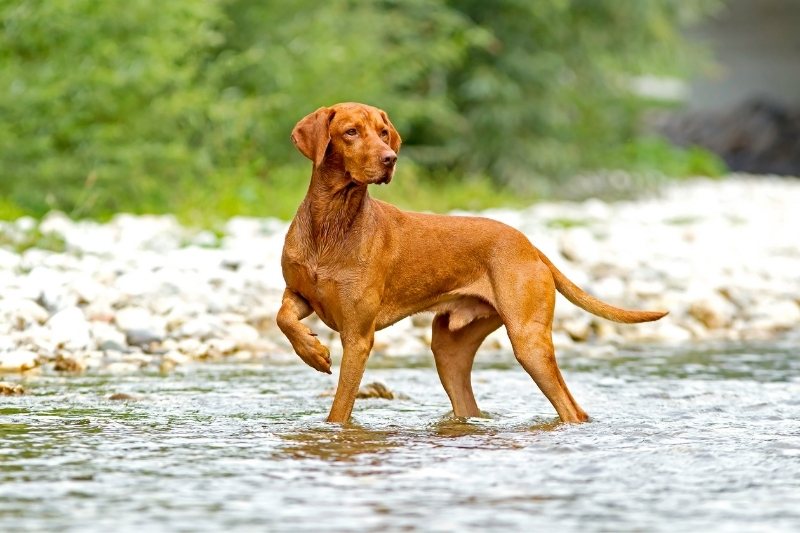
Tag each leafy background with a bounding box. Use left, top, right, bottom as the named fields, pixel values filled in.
left=0, top=0, right=724, bottom=224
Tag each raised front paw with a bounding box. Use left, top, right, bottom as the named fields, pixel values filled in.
left=296, top=334, right=332, bottom=374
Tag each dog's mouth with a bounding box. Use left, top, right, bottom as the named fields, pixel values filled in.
left=347, top=169, right=393, bottom=185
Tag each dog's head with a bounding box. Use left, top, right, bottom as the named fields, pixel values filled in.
left=291, top=102, right=402, bottom=185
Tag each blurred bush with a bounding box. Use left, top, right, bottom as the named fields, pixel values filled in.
left=0, top=0, right=723, bottom=222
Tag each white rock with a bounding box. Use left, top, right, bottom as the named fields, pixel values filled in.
left=582, top=344, right=618, bottom=358
left=14, top=325, right=56, bottom=355
left=208, top=338, right=237, bottom=356
left=115, top=270, right=160, bottom=297
left=47, top=307, right=92, bottom=350
left=191, top=230, right=219, bottom=248
left=688, top=293, right=737, bottom=329
left=91, top=322, right=128, bottom=351
left=747, top=300, right=800, bottom=331
left=561, top=316, right=592, bottom=342
left=115, top=307, right=166, bottom=345
left=554, top=293, right=581, bottom=321
left=38, top=211, right=73, bottom=237
left=628, top=279, right=666, bottom=299
left=163, top=350, right=192, bottom=366
left=225, top=216, right=266, bottom=238
left=591, top=277, right=627, bottom=302
left=0, top=350, right=38, bottom=372
left=622, top=321, right=693, bottom=344
left=71, top=276, right=107, bottom=304
left=484, top=328, right=513, bottom=351
left=373, top=322, right=428, bottom=357
left=593, top=321, right=621, bottom=343
left=225, top=322, right=261, bottom=346
left=103, top=362, right=142, bottom=374
left=177, top=315, right=225, bottom=339
left=84, top=300, right=116, bottom=322
left=22, top=266, right=75, bottom=311
left=0, top=336, right=15, bottom=351
left=552, top=330, right=575, bottom=350
left=0, top=299, right=49, bottom=329
left=0, top=248, right=20, bottom=270
left=559, top=227, right=600, bottom=265
left=115, top=306, right=156, bottom=330
left=177, top=338, right=208, bottom=358
left=15, top=216, right=36, bottom=233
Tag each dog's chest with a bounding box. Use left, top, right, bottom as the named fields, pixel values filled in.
left=283, top=258, right=347, bottom=326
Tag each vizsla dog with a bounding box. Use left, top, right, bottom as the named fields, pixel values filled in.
left=278, top=102, right=666, bottom=424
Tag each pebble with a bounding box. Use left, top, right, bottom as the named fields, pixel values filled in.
left=0, top=381, right=25, bottom=395
left=689, top=293, right=737, bottom=330
left=115, top=307, right=166, bottom=346
left=356, top=382, right=398, bottom=399
left=0, top=176, right=797, bottom=375
left=0, top=350, right=38, bottom=372
left=47, top=307, right=92, bottom=350
left=53, top=353, right=86, bottom=373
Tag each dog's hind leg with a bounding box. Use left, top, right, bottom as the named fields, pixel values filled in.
left=494, top=258, right=589, bottom=423
left=431, top=313, right=502, bottom=417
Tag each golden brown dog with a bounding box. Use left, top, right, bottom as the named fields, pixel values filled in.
left=277, top=102, right=666, bottom=424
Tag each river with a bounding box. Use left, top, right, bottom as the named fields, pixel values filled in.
left=2, top=341, right=799, bottom=531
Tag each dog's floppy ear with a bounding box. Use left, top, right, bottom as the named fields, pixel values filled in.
left=291, top=107, right=335, bottom=167
left=380, top=110, right=402, bottom=153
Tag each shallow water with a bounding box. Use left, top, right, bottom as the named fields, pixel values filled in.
left=2, top=342, right=800, bottom=532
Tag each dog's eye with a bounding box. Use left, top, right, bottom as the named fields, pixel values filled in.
left=381, top=130, right=389, bottom=139
left=345, top=128, right=358, bottom=136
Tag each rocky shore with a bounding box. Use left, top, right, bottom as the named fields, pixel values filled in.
left=0, top=175, right=798, bottom=377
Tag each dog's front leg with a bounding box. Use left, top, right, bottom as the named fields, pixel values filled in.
left=327, top=326, right=375, bottom=423
left=276, top=288, right=332, bottom=374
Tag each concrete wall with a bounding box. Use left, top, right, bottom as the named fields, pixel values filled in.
left=687, top=0, right=800, bottom=109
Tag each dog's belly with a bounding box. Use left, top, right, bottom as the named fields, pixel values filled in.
left=374, top=295, right=497, bottom=332
left=374, top=273, right=498, bottom=331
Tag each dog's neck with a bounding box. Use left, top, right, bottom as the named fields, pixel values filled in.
left=301, top=163, right=371, bottom=245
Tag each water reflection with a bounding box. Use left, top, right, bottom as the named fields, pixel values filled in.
left=278, top=424, right=402, bottom=462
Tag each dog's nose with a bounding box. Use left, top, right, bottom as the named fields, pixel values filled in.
left=381, top=151, right=397, bottom=167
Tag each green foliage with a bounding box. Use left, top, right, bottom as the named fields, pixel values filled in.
left=441, top=0, right=722, bottom=188
left=593, top=136, right=727, bottom=178
left=0, top=224, right=66, bottom=254
left=0, top=0, right=723, bottom=222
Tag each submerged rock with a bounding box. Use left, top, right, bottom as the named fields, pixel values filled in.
left=357, top=382, right=399, bottom=400
left=108, top=392, right=139, bottom=401
left=320, top=381, right=406, bottom=400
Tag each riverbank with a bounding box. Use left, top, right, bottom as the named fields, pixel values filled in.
left=1, top=175, right=798, bottom=376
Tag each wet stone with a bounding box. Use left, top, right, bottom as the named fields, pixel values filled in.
left=53, top=354, right=86, bottom=373
left=108, top=392, right=139, bottom=401
left=0, top=381, right=25, bottom=395
left=357, top=382, right=399, bottom=400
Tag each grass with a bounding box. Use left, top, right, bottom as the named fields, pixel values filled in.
left=0, top=227, right=67, bottom=254
left=545, top=217, right=591, bottom=229
left=167, top=163, right=533, bottom=228
left=0, top=141, right=727, bottom=230
left=371, top=169, right=530, bottom=213
left=0, top=165, right=531, bottom=235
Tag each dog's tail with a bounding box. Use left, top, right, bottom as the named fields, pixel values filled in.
left=537, top=250, right=667, bottom=324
